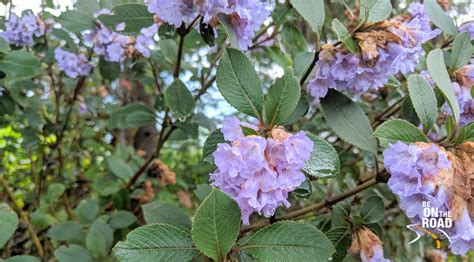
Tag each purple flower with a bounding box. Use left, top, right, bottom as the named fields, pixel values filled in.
left=449, top=207, right=474, bottom=255
left=384, top=142, right=452, bottom=221
left=211, top=122, right=313, bottom=224
left=54, top=48, right=92, bottom=78
left=145, top=0, right=198, bottom=27
left=85, top=24, right=131, bottom=63
left=360, top=245, right=390, bottom=262
left=0, top=13, right=48, bottom=46
left=442, top=82, right=473, bottom=127
left=460, top=21, right=474, bottom=39
left=307, top=11, right=440, bottom=103
left=227, top=0, right=272, bottom=50
left=135, top=24, right=158, bottom=57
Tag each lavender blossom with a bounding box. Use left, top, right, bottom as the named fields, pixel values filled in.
left=460, top=21, right=474, bottom=39
left=449, top=207, right=474, bottom=255
left=145, top=0, right=198, bottom=27
left=135, top=24, right=158, bottom=57
left=211, top=119, right=313, bottom=224
left=228, top=0, right=272, bottom=50
left=384, top=142, right=452, bottom=221
left=0, top=13, right=48, bottom=46
left=54, top=48, right=92, bottom=78
left=442, top=82, right=473, bottom=127
left=84, top=24, right=131, bottom=63
left=307, top=8, right=440, bottom=103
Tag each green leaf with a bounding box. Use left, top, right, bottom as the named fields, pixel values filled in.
left=461, top=123, right=474, bottom=142
left=217, top=48, right=264, bottom=119
left=265, top=69, right=301, bottom=126
left=360, top=196, right=384, bottom=223
left=202, top=129, right=225, bottom=163
left=450, top=32, right=474, bottom=69
left=427, top=49, right=461, bottom=125
left=241, top=125, right=258, bottom=136
left=75, top=198, right=100, bottom=224
left=407, top=74, right=438, bottom=130
left=326, top=227, right=352, bottom=262
left=113, top=224, right=199, bottom=261
left=192, top=188, right=241, bottom=261
left=99, top=4, right=154, bottom=35
left=303, top=133, right=340, bottom=178
left=290, top=0, right=325, bottom=34
left=281, top=23, right=308, bottom=54
left=6, top=255, right=40, bottom=262
left=90, top=220, right=114, bottom=250
left=282, top=92, right=309, bottom=125
left=424, top=0, right=458, bottom=35
left=0, top=38, right=11, bottom=53
left=218, top=14, right=239, bottom=49
left=109, top=211, right=136, bottom=229
left=99, top=58, right=120, bottom=81
left=54, top=245, right=93, bottom=262
left=164, top=80, right=195, bottom=119
left=194, top=184, right=212, bottom=201
left=106, top=155, right=133, bottom=180
left=86, top=230, right=107, bottom=259
left=293, top=179, right=312, bottom=198
left=0, top=204, right=19, bottom=248
left=0, top=51, right=40, bottom=80
left=57, top=10, right=95, bottom=33
left=331, top=19, right=357, bottom=54
left=373, top=119, right=428, bottom=147
left=142, top=202, right=192, bottom=230
left=108, top=103, right=156, bottom=129
left=240, top=221, right=335, bottom=261
left=321, top=90, right=378, bottom=154
left=359, top=0, right=392, bottom=22
left=75, top=0, right=99, bottom=18
left=47, top=221, right=82, bottom=241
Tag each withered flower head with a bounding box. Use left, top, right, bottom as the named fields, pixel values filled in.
left=448, top=142, right=474, bottom=219
left=349, top=227, right=387, bottom=261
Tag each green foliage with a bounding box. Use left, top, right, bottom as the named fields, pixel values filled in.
left=0, top=204, right=18, bottom=248
left=142, top=202, right=192, bottom=230
left=427, top=49, right=461, bottom=125
left=240, top=221, right=335, bottom=261
left=164, top=79, right=196, bottom=119
left=290, top=0, right=325, bottom=35
left=424, top=0, right=458, bottom=35
left=374, top=119, right=428, bottom=147
left=113, top=224, right=199, bottom=261
left=192, top=188, right=241, bottom=261
left=360, top=196, right=384, bottom=223
left=0, top=51, right=40, bottom=80
left=331, top=19, right=357, bottom=54
left=303, top=133, right=340, bottom=178
left=108, top=103, right=156, bottom=129
left=359, top=0, right=392, bottom=22
left=202, top=129, right=225, bottom=163
left=47, top=221, right=82, bottom=241
left=407, top=74, right=438, bottom=130
left=99, top=4, right=154, bottom=35
left=217, top=48, right=264, bottom=119
left=54, top=245, right=93, bottom=262
left=450, top=32, right=474, bottom=70
left=265, top=69, right=301, bottom=126
left=321, top=90, right=378, bottom=154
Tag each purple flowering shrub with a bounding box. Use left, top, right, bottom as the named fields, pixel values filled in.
left=0, top=0, right=473, bottom=261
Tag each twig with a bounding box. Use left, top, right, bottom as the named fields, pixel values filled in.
left=0, top=176, right=45, bottom=258
left=148, top=58, right=162, bottom=93
left=241, top=175, right=381, bottom=234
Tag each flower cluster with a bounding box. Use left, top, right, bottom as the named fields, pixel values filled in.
left=84, top=23, right=132, bottom=64
left=307, top=3, right=440, bottom=103
left=145, top=0, right=272, bottom=50
left=0, top=13, right=50, bottom=46
left=210, top=117, right=313, bottom=224
left=54, top=48, right=92, bottom=78
left=135, top=24, right=158, bottom=58
left=384, top=142, right=474, bottom=255
left=349, top=227, right=390, bottom=262
left=444, top=82, right=473, bottom=127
